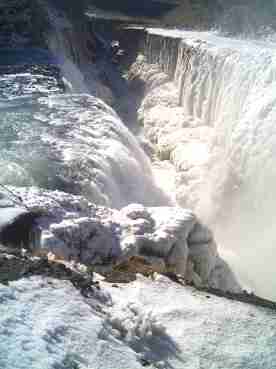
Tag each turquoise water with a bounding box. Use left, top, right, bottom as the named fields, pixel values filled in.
left=0, top=46, right=164, bottom=207
left=0, top=49, right=64, bottom=187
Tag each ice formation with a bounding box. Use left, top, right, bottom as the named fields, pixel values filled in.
left=3, top=187, right=240, bottom=293
left=0, top=1, right=241, bottom=297
left=0, top=3, right=275, bottom=368
left=132, top=29, right=276, bottom=299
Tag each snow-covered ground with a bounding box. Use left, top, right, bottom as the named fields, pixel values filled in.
left=0, top=273, right=275, bottom=369
left=0, top=276, right=141, bottom=369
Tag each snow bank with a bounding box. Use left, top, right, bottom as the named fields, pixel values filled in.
left=0, top=276, right=142, bottom=369
left=103, top=274, right=276, bottom=369
left=0, top=271, right=275, bottom=369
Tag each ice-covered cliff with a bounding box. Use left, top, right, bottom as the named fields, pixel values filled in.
left=127, top=28, right=276, bottom=300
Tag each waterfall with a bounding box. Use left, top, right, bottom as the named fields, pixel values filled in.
left=0, top=1, right=168, bottom=209
left=140, top=28, right=276, bottom=299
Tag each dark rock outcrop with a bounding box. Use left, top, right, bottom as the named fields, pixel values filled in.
left=0, top=0, right=49, bottom=48
left=0, top=192, right=41, bottom=250
left=1, top=245, right=276, bottom=312
left=88, top=0, right=179, bottom=18
left=0, top=245, right=97, bottom=297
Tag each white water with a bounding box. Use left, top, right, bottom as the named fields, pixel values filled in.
left=0, top=5, right=169, bottom=210
left=143, top=29, right=276, bottom=299
left=0, top=72, right=167, bottom=208
left=1, top=0, right=275, bottom=298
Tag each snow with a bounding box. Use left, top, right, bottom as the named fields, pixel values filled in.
left=105, top=274, right=276, bottom=369
left=4, top=187, right=240, bottom=293
left=0, top=276, right=142, bottom=369
left=0, top=274, right=275, bottom=369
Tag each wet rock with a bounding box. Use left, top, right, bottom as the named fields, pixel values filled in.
left=0, top=246, right=96, bottom=296
left=0, top=191, right=41, bottom=250
left=104, top=255, right=166, bottom=283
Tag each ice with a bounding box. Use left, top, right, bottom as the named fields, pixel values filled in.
left=0, top=276, right=143, bottom=369
left=0, top=271, right=274, bottom=369
left=133, top=29, right=276, bottom=299
left=5, top=187, right=240, bottom=293
left=1, top=5, right=275, bottom=367
left=104, top=274, right=276, bottom=369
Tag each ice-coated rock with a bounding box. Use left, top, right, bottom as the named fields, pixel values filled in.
left=208, top=256, right=244, bottom=292
left=7, top=187, right=241, bottom=292
left=188, top=242, right=218, bottom=283
left=129, top=54, right=213, bottom=213
left=129, top=54, right=171, bottom=94
left=119, top=204, right=196, bottom=276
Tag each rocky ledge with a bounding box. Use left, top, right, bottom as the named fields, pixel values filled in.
left=0, top=0, right=49, bottom=48
left=1, top=245, right=275, bottom=311
left=0, top=186, right=241, bottom=293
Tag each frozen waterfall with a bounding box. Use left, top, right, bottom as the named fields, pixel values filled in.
left=1, top=2, right=276, bottom=368
left=138, top=28, right=276, bottom=299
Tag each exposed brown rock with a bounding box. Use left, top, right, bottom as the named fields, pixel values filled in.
left=103, top=255, right=166, bottom=283
left=0, top=245, right=96, bottom=296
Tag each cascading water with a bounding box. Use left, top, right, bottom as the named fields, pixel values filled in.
left=139, top=28, right=276, bottom=299
left=2, top=4, right=276, bottom=368
left=0, top=1, right=168, bottom=211
left=1, top=0, right=273, bottom=298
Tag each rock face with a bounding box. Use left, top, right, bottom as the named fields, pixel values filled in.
left=0, top=0, right=48, bottom=48
left=3, top=187, right=241, bottom=293
left=89, top=0, right=179, bottom=17
left=89, top=0, right=276, bottom=33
